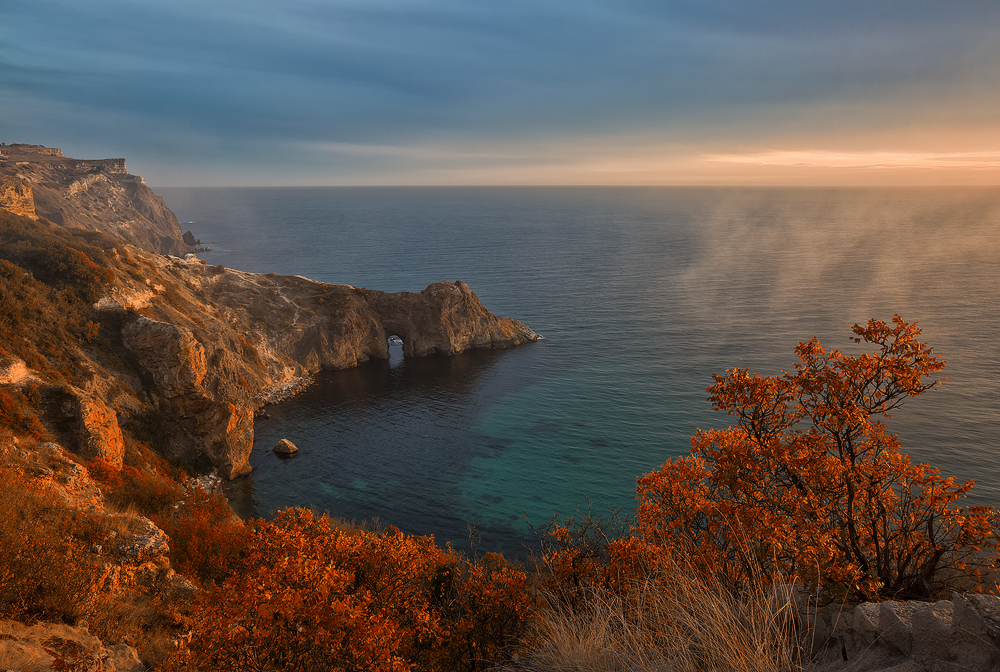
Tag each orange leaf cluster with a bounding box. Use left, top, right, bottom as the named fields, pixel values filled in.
left=165, top=509, right=535, bottom=672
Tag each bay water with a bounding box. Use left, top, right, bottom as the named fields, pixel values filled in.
left=157, top=186, right=1000, bottom=555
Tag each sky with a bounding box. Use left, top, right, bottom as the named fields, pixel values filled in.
left=3, top=0, right=1000, bottom=186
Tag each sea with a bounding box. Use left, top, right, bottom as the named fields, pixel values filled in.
left=156, top=186, right=1000, bottom=556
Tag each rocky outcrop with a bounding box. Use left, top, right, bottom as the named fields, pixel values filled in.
left=38, top=388, right=128, bottom=470
left=0, top=436, right=193, bottom=671
left=0, top=620, right=143, bottom=672
left=121, top=316, right=254, bottom=479
left=364, top=281, right=541, bottom=357
left=67, top=393, right=126, bottom=468
left=107, top=260, right=537, bottom=478
left=781, top=588, right=1000, bottom=671
left=0, top=174, right=37, bottom=219
left=0, top=144, right=187, bottom=254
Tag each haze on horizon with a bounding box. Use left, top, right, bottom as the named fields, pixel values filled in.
left=3, top=0, right=1000, bottom=187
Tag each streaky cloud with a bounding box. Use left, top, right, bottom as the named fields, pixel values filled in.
left=707, top=150, right=1000, bottom=170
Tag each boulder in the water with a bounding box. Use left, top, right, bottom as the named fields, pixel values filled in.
left=273, top=438, right=299, bottom=457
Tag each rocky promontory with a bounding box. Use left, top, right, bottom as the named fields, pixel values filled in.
left=0, top=143, right=188, bottom=255
left=0, top=153, right=539, bottom=479
left=104, top=253, right=537, bottom=478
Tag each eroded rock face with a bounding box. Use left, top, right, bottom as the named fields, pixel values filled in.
left=113, top=264, right=537, bottom=479
left=70, top=394, right=126, bottom=468
left=121, top=317, right=207, bottom=397
left=0, top=146, right=187, bottom=254
left=364, top=280, right=539, bottom=357
left=0, top=620, right=144, bottom=672
left=0, top=174, right=37, bottom=219
left=122, top=316, right=254, bottom=478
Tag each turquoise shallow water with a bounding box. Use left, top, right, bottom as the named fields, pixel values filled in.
left=158, top=186, right=1000, bottom=555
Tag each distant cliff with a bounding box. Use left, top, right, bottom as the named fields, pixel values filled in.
left=0, top=143, right=188, bottom=255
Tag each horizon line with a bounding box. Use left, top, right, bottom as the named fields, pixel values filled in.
left=151, top=182, right=1000, bottom=189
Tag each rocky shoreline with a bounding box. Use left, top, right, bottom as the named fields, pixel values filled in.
left=1, top=143, right=540, bottom=481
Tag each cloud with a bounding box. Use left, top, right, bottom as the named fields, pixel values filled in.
left=706, top=151, right=1000, bottom=170
left=4, top=1, right=1000, bottom=184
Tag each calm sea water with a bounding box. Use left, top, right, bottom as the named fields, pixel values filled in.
left=157, top=187, right=1000, bottom=555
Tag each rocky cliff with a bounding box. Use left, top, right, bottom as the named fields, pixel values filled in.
left=0, top=143, right=188, bottom=255
left=105, top=254, right=538, bottom=478
left=0, top=207, right=538, bottom=480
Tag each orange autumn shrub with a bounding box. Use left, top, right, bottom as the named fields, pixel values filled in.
left=86, top=457, right=125, bottom=489
left=636, top=316, right=1000, bottom=601
left=152, top=487, right=251, bottom=587
left=0, top=465, right=100, bottom=622
left=531, top=509, right=667, bottom=606
left=0, top=388, right=47, bottom=441
left=435, top=550, right=536, bottom=671
left=105, top=464, right=184, bottom=517
left=168, top=509, right=535, bottom=672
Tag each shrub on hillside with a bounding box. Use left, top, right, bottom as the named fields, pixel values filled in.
left=0, top=212, right=119, bottom=383
left=152, top=487, right=250, bottom=587
left=0, top=388, right=47, bottom=440
left=165, top=509, right=535, bottom=672
left=0, top=465, right=100, bottom=622
left=635, top=316, right=1000, bottom=601
left=102, top=465, right=184, bottom=517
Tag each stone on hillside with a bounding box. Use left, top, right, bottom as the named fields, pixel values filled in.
left=274, top=438, right=298, bottom=456
left=0, top=619, right=143, bottom=672
left=911, top=600, right=952, bottom=658
left=71, top=393, right=126, bottom=468
left=879, top=601, right=917, bottom=656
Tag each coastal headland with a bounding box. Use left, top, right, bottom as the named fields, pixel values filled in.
left=1, top=143, right=538, bottom=479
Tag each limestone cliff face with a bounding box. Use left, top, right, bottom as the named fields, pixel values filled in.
left=0, top=154, right=538, bottom=479
left=0, top=175, right=37, bottom=219
left=364, top=281, right=541, bottom=357
left=121, top=316, right=254, bottom=478
left=0, top=144, right=187, bottom=255
left=97, top=254, right=538, bottom=478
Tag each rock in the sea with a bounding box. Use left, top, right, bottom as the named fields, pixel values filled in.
left=274, top=438, right=298, bottom=456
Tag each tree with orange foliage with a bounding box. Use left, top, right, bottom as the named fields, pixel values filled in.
left=637, top=316, right=999, bottom=600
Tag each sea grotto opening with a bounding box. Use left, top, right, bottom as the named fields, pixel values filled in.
left=388, top=334, right=404, bottom=365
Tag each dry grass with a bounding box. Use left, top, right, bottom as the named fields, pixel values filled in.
left=0, top=643, right=52, bottom=672
left=0, top=433, right=194, bottom=668
left=508, top=568, right=804, bottom=672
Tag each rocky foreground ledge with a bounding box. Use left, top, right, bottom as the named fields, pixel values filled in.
left=773, top=585, right=1000, bottom=671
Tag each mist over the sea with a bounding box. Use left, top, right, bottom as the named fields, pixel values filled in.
left=159, top=186, right=1000, bottom=555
